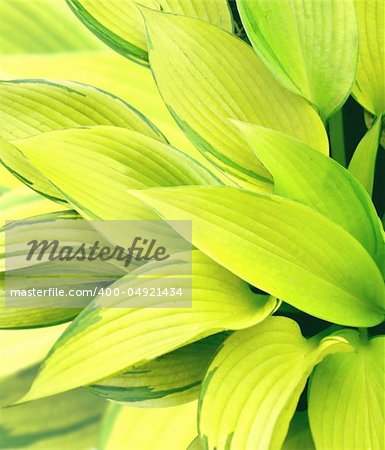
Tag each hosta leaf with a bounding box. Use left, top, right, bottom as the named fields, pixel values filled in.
left=237, top=0, right=358, bottom=119
left=0, top=324, right=67, bottom=380
left=0, top=367, right=106, bottom=449
left=67, top=0, right=233, bottom=65
left=353, top=0, right=385, bottom=114
left=0, top=0, right=102, bottom=54
left=11, top=126, right=220, bottom=219
left=0, top=187, right=61, bottom=227
left=235, top=122, right=385, bottom=270
left=0, top=79, right=166, bottom=201
left=309, top=331, right=385, bottom=450
left=143, top=9, right=328, bottom=189
left=349, top=117, right=382, bottom=196
left=0, top=80, right=164, bottom=141
left=89, top=333, right=227, bottom=407
left=18, top=250, right=278, bottom=402
left=133, top=186, right=385, bottom=326
left=98, top=401, right=197, bottom=450
left=199, top=317, right=353, bottom=450
left=282, top=412, right=315, bottom=450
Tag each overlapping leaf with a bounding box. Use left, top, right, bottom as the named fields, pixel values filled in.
left=10, top=126, right=220, bottom=219
left=353, top=0, right=385, bottom=115
left=89, top=333, right=227, bottom=407
left=143, top=9, right=328, bottom=189
left=17, top=250, right=278, bottom=401
left=133, top=186, right=385, bottom=326
left=0, top=80, right=167, bottom=201
left=0, top=367, right=106, bottom=449
left=98, top=401, right=197, bottom=450
left=237, top=0, right=358, bottom=119
left=199, top=317, right=353, bottom=449
left=0, top=324, right=67, bottom=380
left=349, top=117, right=382, bottom=196
left=235, top=122, right=385, bottom=271
left=0, top=0, right=102, bottom=54
left=309, top=331, right=384, bottom=450
left=67, top=0, right=233, bottom=64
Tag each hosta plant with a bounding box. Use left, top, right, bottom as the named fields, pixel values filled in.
left=0, top=0, right=384, bottom=449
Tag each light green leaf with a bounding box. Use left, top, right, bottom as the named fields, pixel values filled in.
left=98, top=401, right=197, bottom=450
left=18, top=250, right=278, bottom=402
left=0, top=79, right=166, bottom=201
left=235, top=122, right=385, bottom=270
left=309, top=331, right=384, bottom=450
left=0, top=366, right=106, bottom=449
left=11, top=126, right=220, bottom=219
left=0, top=0, right=102, bottom=54
left=0, top=324, right=67, bottom=380
left=237, top=0, right=358, bottom=119
left=0, top=80, right=165, bottom=141
left=133, top=185, right=385, bottom=326
left=282, top=412, right=315, bottom=450
left=353, top=0, right=385, bottom=115
left=199, top=317, right=353, bottom=450
left=143, top=9, right=328, bottom=190
left=0, top=187, right=65, bottom=227
left=67, top=0, right=233, bottom=65
left=89, top=333, right=227, bottom=407
left=349, top=117, right=382, bottom=196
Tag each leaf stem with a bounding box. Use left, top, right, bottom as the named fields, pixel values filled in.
left=328, top=108, right=346, bottom=167
left=359, top=327, right=369, bottom=344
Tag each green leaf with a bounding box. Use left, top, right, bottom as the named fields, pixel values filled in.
left=235, top=122, right=385, bottom=270
left=0, top=0, right=102, bottom=54
left=237, top=0, right=358, bottom=119
left=67, top=0, right=233, bottom=65
left=10, top=126, right=220, bottom=219
left=309, top=331, right=385, bottom=450
left=282, top=412, right=315, bottom=450
left=0, top=211, right=129, bottom=329
left=199, top=317, right=353, bottom=450
left=0, top=366, right=106, bottom=449
left=98, top=401, right=197, bottom=450
left=0, top=79, right=166, bottom=201
left=18, top=250, right=278, bottom=402
left=349, top=117, right=382, bottom=196
left=0, top=187, right=64, bottom=227
left=143, top=9, right=328, bottom=189
left=353, top=0, right=385, bottom=115
left=89, top=333, right=227, bottom=407
left=0, top=324, right=67, bottom=381
left=133, top=185, right=385, bottom=326
left=0, top=79, right=165, bottom=141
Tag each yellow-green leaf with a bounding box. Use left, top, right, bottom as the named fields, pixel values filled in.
left=199, top=317, right=353, bottom=450
left=353, top=0, right=385, bottom=115
left=0, top=0, right=102, bottom=54
left=0, top=79, right=166, bottom=201
left=143, top=9, right=328, bottom=189
left=235, top=122, right=385, bottom=271
left=67, top=0, right=233, bottom=65
left=18, top=250, right=278, bottom=402
left=98, top=401, right=197, bottom=450
left=237, top=0, right=358, bottom=119
left=0, top=367, right=106, bottom=449
left=89, top=333, right=227, bottom=407
left=133, top=185, right=385, bottom=326
left=11, top=126, right=220, bottom=219
left=349, top=116, right=383, bottom=196
left=309, top=331, right=385, bottom=450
